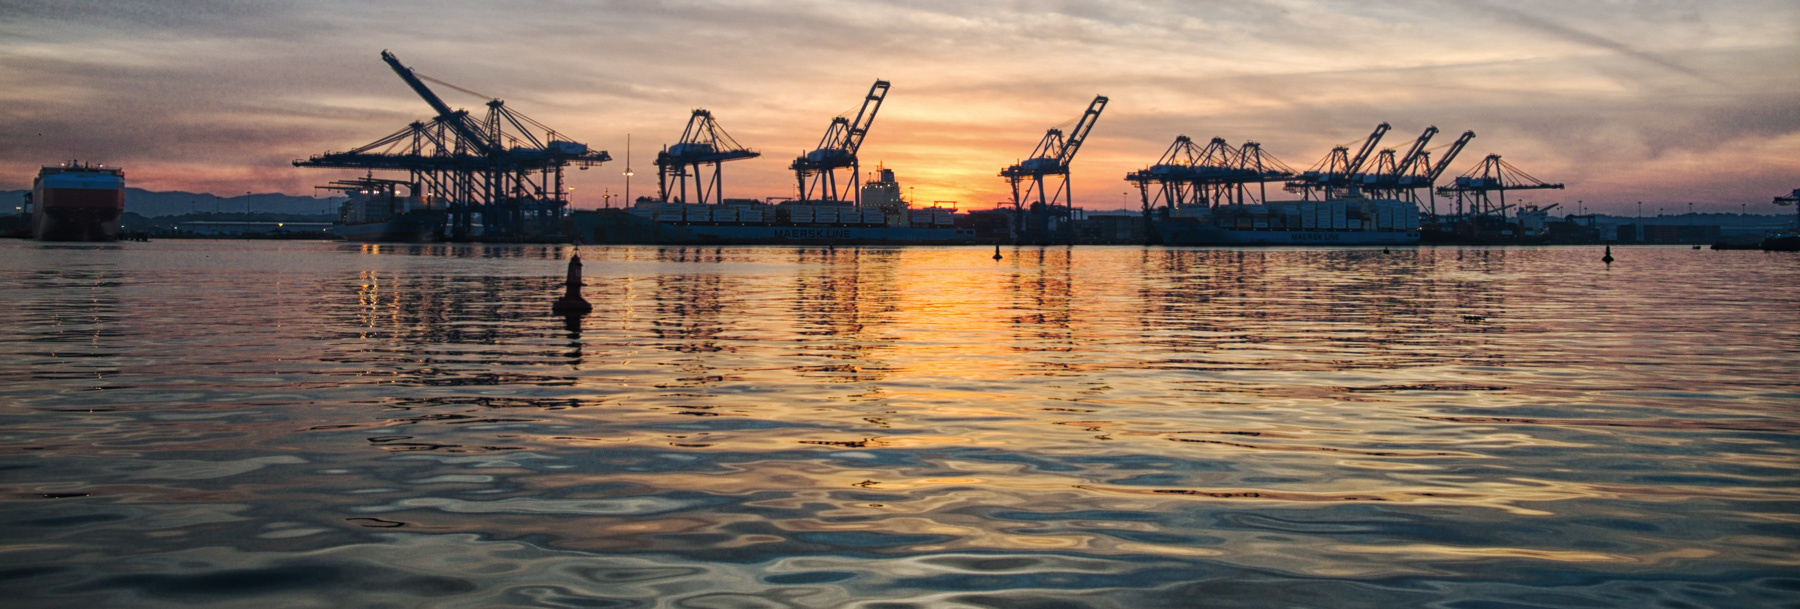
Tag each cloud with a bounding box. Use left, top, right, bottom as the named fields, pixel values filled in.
left=0, top=0, right=1794, bottom=211
left=1460, top=0, right=1715, bottom=83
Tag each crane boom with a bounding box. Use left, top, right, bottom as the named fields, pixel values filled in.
left=790, top=80, right=891, bottom=203
left=1346, top=123, right=1391, bottom=174
left=1393, top=126, right=1438, bottom=177
left=1425, top=130, right=1475, bottom=182
left=842, top=80, right=889, bottom=155
left=1057, top=96, right=1108, bottom=165
left=379, top=50, right=495, bottom=156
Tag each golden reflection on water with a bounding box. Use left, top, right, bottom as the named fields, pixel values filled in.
left=2, top=241, right=1798, bottom=607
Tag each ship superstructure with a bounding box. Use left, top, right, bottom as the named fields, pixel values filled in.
left=318, top=176, right=446, bottom=242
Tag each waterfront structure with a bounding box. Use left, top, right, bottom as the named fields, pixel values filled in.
left=1000, top=95, right=1107, bottom=244
left=789, top=80, right=888, bottom=205
left=653, top=110, right=760, bottom=206
left=294, top=51, right=609, bottom=241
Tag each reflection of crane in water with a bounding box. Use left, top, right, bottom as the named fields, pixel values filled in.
left=654, top=109, right=759, bottom=204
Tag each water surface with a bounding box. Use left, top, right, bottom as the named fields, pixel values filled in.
left=2, top=240, right=1797, bottom=607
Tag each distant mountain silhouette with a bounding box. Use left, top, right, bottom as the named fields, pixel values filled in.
left=2, top=188, right=344, bottom=217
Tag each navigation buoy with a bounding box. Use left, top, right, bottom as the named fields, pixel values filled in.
left=1601, top=245, right=1614, bottom=264
left=993, top=245, right=1003, bottom=261
left=552, top=253, right=593, bottom=314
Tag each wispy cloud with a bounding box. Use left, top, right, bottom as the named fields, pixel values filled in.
left=1461, top=0, right=1714, bottom=83
left=0, top=0, right=1794, bottom=210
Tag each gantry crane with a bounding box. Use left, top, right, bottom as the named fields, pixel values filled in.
left=294, top=50, right=609, bottom=240
left=1434, top=154, right=1564, bottom=234
left=1000, top=95, right=1108, bottom=244
left=790, top=80, right=889, bottom=204
left=1410, top=130, right=1474, bottom=216
left=1290, top=123, right=1390, bottom=200
left=654, top=109, right=759, bottom=204
left=1359, top=127, right=1474, bottom=214
left=1775, top=189, right=1800, bottom=229
left=1126, top=136, right=1294, bottom=213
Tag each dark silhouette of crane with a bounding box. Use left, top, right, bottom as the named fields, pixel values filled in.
left=654, top=109, right=759, bottom=205
left=1125, top=135, right=1294, bottom=243
left=1775, top=189, right=1800, bottom=229
left=1000, top=95, right=1107, bottom=244
left=790, top=80, right=889, bottom=204
left=1358, top=127, right=1474, bottom=214
left=1291, top=123, right=1389, bottom=200
left=295, top=50, right=609, bottom=240
left=1126, top=136, right=1294, bottom=213
left=1434, top=154, right=1563, bottom=236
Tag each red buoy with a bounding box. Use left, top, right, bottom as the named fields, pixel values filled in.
left=552, top=253, right=593, bottom=314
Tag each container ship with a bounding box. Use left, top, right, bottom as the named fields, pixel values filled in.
left=320, top=177, right=446, bottom=242
left=1153, top=196, right=1421, bottom=246
left=571, top=167, right=977, bottom=245
left=31, top=161, right=125, bottom=241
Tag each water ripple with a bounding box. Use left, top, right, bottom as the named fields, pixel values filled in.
left=1, top=242, right=1797, bottom=607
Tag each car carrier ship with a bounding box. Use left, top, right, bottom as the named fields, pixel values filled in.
left=30, top=161, right=125, bottom=241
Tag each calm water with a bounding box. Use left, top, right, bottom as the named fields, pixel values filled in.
left=2, top=240, right=1797, bottom=608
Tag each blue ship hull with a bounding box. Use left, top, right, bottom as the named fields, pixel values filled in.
left=572, top=211, right=977, bottom=245
left=1155, top=220, right=1419, bottom=246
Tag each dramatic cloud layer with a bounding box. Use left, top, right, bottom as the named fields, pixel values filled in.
left=2, top=0, right=1795, bottom=213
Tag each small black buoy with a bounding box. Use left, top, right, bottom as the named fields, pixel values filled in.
left=1601, top=245, right=1614, bottom=264
left=552, top=253, right=593, bottom=314
left=993, top=245, right=1003, bottom=261
left=1382, top=247, right=1390, bottom=254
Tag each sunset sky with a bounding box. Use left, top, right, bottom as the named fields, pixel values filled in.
left=2, top=1, right=1795, bottom=214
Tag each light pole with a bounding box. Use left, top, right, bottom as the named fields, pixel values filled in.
left=624, top=133, right=633, bottom=205
left=1637, top=201, right=1643, bottom=242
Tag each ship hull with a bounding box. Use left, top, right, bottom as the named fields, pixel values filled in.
left=34, top=212, right=121, bottom=242
left=573, top=211, right=976, bottom=245
left=33, top=172, right=125, bottom=242
left=1155, top=221, right=1418, bottom=246
left=333, top=213, right=442, bottom=243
